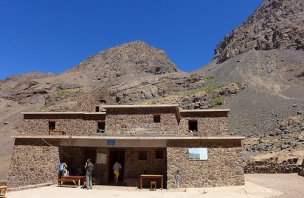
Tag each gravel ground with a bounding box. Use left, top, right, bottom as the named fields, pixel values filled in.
left=6, top=174, right=303, bottom=198
left=6, top=178, right=281, bottom=198
left=245, top=173, right=304, bottom=198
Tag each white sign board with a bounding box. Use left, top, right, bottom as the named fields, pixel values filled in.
left=188, top=148, right=208, bottom=160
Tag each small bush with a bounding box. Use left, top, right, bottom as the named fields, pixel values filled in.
left=208, top=96, right=224, bottom=107
left=204, top=75, right=214, bottom=81
left=55, top=89, right=73, bottom=95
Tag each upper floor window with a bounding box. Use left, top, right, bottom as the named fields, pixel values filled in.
left=95, top=106, right=100, bottom=112
left=188, top=120, right=198, bottom=132
left=97, top=121, right=105, bottom=133
left=153, top=115, right=161, bottom=123
left=49, top=121, right=56, bottom=130
left=138, top=151, right=147, bottom=160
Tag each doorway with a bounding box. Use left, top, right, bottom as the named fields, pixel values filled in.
left=108, top=150, right=125, bottom=185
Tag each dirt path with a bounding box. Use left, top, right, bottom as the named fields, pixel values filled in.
left=245, top=174, right=304, bottom=198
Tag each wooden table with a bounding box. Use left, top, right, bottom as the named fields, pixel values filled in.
left=49, top=130, right=66, bottom=135
left=139, top=174, right=163, bottom=190
left=0, top=186, right=7, bottom=198
left=60, top=176, right=85, bottom=186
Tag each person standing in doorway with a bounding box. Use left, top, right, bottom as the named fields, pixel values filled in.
left=59, top=162, right=67, bottom=178
left=85, top=158, right=94, bottom=190
left=113, top=161, right=122, bottom=185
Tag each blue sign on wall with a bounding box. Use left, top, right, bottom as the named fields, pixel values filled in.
left=107, top=139, right=116, bottom=145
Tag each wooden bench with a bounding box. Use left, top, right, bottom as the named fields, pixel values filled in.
left=49, top=130, right=66, bottom=135
left=140, top=174, right=163, bottom=190
left=0, top=186, right=7, bottom=198
left=58, top=178, right=78, bottom=187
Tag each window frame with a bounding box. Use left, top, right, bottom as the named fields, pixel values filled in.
left=48, top=121, right=56, bottom=130
left=153, top=115, right=161, bottom=123
left=97, top=121, right=105, bottom=133
left=188, top=120, right=198, bottom=132
left=138, top=151, right=148, bottom=160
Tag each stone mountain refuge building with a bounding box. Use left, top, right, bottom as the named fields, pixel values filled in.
left=8, top=104, right=245, bottom=189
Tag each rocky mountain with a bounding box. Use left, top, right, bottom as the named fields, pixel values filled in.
left=215, top=0, right=304, bottom=63
left=198, top=0, right=304, bottom=136
left=69, top=41, right=178, bottom=77
left=1, top=0, right=304, bottom=181
left=196, top=0, right=304, bottom=170
left=196, top=0, right=304, bottom=137
left=197, top=49, right=304, bottom=137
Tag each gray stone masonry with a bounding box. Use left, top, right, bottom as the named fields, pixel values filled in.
left=8, top=139, right=59, bottom=187
left=167, top=139, right=244, bottom=188
left=19, top=114, right=105, bottom=136
left=19, top=109, right=229, bottom=137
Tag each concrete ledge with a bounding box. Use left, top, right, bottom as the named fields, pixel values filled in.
left=102, top=104, right=179, bottom=108
left=21, top=112, right=106, bottom=115
left=180, top=109, right=230, bottom=112
left=8, top=182, right=54, bottom=192
left=12, top=135, right=245, bottom=140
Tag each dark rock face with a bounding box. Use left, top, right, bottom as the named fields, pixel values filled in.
left=215, top=0, right=304, bottom=63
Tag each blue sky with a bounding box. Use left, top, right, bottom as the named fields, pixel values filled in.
left=0, top=0, right=264, bottom=79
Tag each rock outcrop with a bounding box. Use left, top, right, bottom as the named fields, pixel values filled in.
left=215, top=0, right=304, bottom=63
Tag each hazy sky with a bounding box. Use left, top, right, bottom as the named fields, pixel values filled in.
left=0, top=0, right=264, bottom=79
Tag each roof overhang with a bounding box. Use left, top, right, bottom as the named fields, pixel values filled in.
left=180, top=109, right=230, bottom=113
left=13, top=135, right=244, bottom=148
left=102, top=104, right=179, bottom=108
left=102, top=104, right=181, bottom=120
left=21, top=105, right=230, bottom=120
left=12, top=135, right=245, bottom=140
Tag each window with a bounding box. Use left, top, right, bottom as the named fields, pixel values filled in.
left=155, top=150, right=164, bottom=159
left=153, top=115, right=161, bottom=123
left=95, top=106, right=100, bottom=112
left=49, top=121, right=56, bottom=130
left=97, top=122, right=105, bottom=133
left=99, top=98, right=106, bottom=104
left=188, top=148, right=208, bottom=160
left=138, top=151, right=147, bottom=160
left=188, top=120, right=198, bottom=132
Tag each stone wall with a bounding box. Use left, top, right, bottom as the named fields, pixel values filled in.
left=245, top=161, right=300, bottom=174
left=166, top=139, right=244, bottom=188
left=19, top=114, right=105, bottom=136
left=105, top=108, right=178, bottom=135
left=8, top=139, right=60, bottom=187
left=179, top=117, right=229, bottom=136
left=19, top=110, right=230, bottom=137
